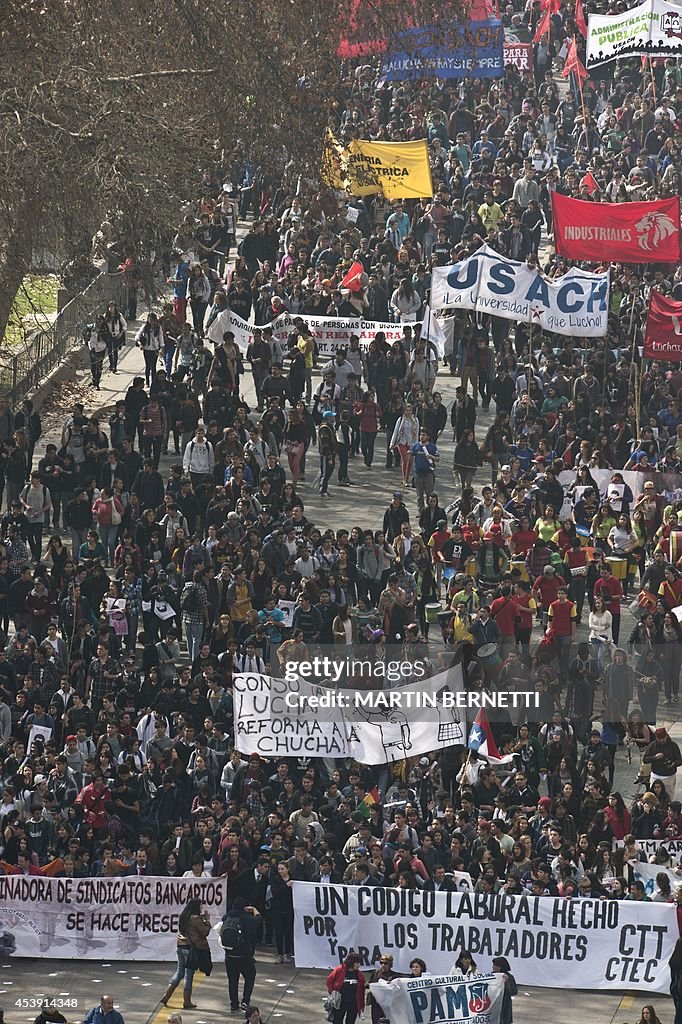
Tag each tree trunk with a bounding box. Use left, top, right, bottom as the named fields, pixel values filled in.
left=0, top=207, right=34, bottom=349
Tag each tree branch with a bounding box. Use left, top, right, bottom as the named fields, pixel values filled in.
left=100, top=67, right=218, bottom=83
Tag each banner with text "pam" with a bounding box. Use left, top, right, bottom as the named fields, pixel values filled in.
left=233, top=666, right=465, bottom=763
left=292, top=883, right=676, bottom=992
left=0, top=874, right=225, bottom=960
left=370, top=973, right=505, bottom=1024
left=430, top=244, right=609, bottom=337
left=206, top=309, right=437, bottom=359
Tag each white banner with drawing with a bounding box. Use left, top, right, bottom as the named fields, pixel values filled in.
left=232, top=666, right=466, bottom=763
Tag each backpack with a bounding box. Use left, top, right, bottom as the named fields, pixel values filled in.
left=82, top=324, right=94, bottom=345
left=220, top=915, right=244, bottom=952
left=181, top=584, right=200, bottom=613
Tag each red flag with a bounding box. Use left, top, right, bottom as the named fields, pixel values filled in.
left=644, top=291, right=682, bottom=361
left=551, top=192, right=681, bottom=263
left=575, top=0, right=587, bottom=36
left=541, top=0, right=561, bottom=11
left=580, top=169, right=600, bottom=195
left=561, top=37, right=588, bottom=80
left=340, top=260, right=365, bottom=293
left=533, top=7, right=551, bottom=40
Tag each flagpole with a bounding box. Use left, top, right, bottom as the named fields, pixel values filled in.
left=649, top=56, right=657, bottom=108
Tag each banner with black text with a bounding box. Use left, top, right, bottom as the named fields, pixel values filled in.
left=292, top=883, right=675, bottom=992
left=0, top=874, right=226, bottom=960
left=370, top=973, right=505, bottom=1024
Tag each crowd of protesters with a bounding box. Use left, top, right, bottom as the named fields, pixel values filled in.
left=3, top=9, right=682, bottom=1024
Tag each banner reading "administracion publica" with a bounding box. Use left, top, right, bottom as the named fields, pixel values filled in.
left=0, top=874, right=226, bottom=960
left=292, top=883, right=676, bottom=992
left=430, top=244, right=609, bottom=337
left=586, top=0, right=682, bottom=66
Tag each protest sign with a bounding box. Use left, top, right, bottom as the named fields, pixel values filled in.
left=430, top=244, right=609, bottom=337
left=634, top=861, right=682, bottom=898
left=552, top=193, right=680, bottom=263
left=644, top=291, right=682, bottom=361
left=0, top=874, right=225, bottom=960
left=370, top=973, right=505, bottom=1024
left=27, top=723, right=53, bottom=752
left=233, top=665, right=466, bottom=764
left=503, top=42, right=532, bottom=70
left=614, top=838, right=682, bottom=859
left=586, top=0, right=682, bottom=65
left=206, top=309, right=439, bottom=359
left=292, top=883, right=676, bottom=992
left=322, top=131, right=433, bottom=199
left=380, top=21, right=504, bottom=80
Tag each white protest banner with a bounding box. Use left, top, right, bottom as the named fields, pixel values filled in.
left=292, top=883, right=676, bottom=992
left=233, top=665, right=466, bottom=764
left=370, top=973, right=505, bottom=1024
left=206, top=309, right=438, bottom=359
left=0, top=874, right=226, bottom=960
left=634, top=861, right=682, bottom=898
left=587, top=0, right=682, bottom=66
left=614, top=838, right=682, bottom=860
left=430, top=244, right=609, bottom=337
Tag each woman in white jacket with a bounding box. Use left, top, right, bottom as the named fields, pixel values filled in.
left=390, top=279, right=422, bottom=323
left=188, top=264, right=211, bottom=338
left=390, top=402, right=420, bottom=488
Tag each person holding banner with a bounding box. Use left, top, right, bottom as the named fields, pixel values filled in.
left=326, top=953, right=367, bottom=1024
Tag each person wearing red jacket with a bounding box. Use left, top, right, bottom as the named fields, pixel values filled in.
left=593, top=563, right=623, bottom=643
left=326, top=953, right=367, bottom=1024
left=74, top=774, right=111, bottom=832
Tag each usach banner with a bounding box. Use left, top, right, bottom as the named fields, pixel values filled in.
left=644, top=290, right=682, bottom=361
left=322, top=130, right=433, bottom=199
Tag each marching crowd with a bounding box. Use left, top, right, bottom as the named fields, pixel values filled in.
left=4, top=5, right=682, bottom=1023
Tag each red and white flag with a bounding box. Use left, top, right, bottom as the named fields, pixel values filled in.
left=467, top=708, right=516, bottom=764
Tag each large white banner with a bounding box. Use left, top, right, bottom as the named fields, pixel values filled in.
left=634, top=861, right=682, bottom=898
left=233, top=666, right=466, bottom=764
left=292, top=883, right=676, bottom=992
left=207, top=309, right=443, bottom=359
left=430, top=244, right=609, bottom=337
left=0, top=874, right=226, bottom=960
left=370, top=973, right=505, bottom=1024
left=587, top=0, right=682, bottom=66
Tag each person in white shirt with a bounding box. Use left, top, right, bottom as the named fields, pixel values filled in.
left=183, top=425, right=215, bottom=485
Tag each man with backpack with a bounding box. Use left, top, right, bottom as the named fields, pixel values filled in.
left=221, top=897, right=260, bottom=1013
left=180, top=569, right=209, bottom=664
left=182, top=424, right=215, bottom=489
left=84, top=316, right=109, bottom=390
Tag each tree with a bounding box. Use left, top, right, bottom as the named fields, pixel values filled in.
left=0, top=0, right=457, bottom=341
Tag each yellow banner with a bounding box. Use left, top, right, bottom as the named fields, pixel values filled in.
left=321, top=130, right=433, bottom=199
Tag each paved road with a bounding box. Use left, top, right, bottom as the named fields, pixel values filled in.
left=2, top=952, right=674, bottom=1024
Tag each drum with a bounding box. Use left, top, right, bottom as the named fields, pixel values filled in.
left=425, top=602, right=442, bottom=625
left=443, top=567, right=456, bottom=584
left=437, top=609, right=453, bottom=629
left=510, top=559, right=529, bottom=582
left=576, top=525, right=590, bottom=546
left=477, top=642, right=501, bottom=666
left=466, top=557, right=478, bottom=578
left=607, top=557, right=627, bottom=580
